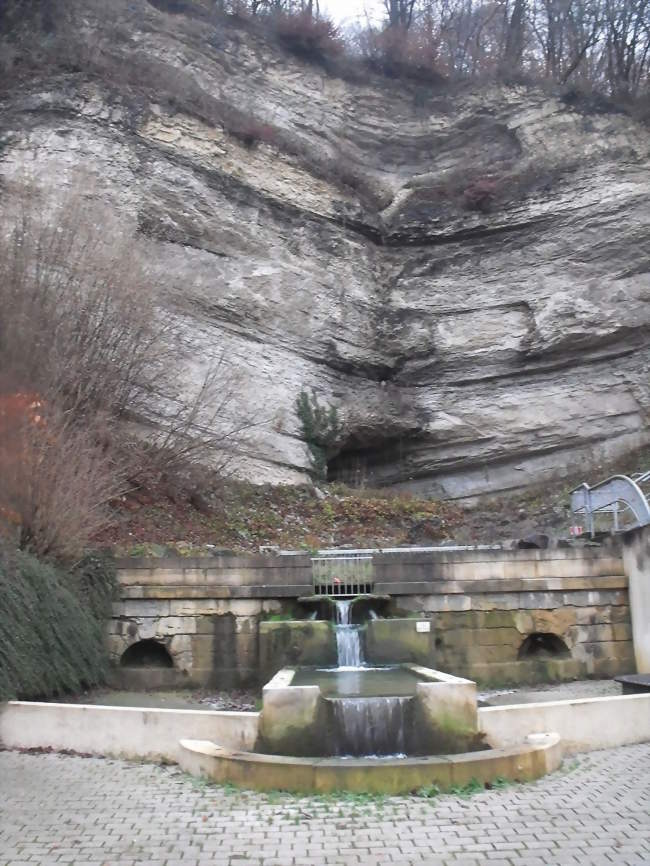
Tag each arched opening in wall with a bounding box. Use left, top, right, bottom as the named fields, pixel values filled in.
left=517, top=633, right=571, bottom=660
left=120, top=639, right=174, bottom=668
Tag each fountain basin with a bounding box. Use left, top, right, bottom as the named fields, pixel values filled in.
left=291, top=665, right=423, bottom=697
left=178, top=732, right=562, bottom=794
left=259, top=664, right=483, bottom=757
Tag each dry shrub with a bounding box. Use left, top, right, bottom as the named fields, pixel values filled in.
left=269, top=11, right=344, bottom=62
left=220, top=110, right=278, bottom=148
left=0, top=398, right=125, bottom=561
left=0, top=184, right=254, bottom=558
left=0, top=192, right=170, bottom=420
left=409, top=160, right=565, bottom=215
left=358, top=26, right=446, bottom=83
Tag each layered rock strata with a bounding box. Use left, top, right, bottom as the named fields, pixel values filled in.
left=1, top=0, right=649, bottom=497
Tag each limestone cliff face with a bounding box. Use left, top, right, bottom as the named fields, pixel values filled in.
left=2, top=0, right=649, bottom=497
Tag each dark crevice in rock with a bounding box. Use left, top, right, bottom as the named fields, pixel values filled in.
left=380, top=216, right=554, bottom=247
left=327, top=432, right=428, bottom=485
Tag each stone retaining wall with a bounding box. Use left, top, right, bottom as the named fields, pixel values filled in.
left=109, top=546, right=635, bottom=687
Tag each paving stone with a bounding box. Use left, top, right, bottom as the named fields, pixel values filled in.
left=0, top=745, right=649, bottom=866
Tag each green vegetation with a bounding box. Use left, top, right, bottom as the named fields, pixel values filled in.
left=449, top=778, right=488, bottom=797
left=295, top=389, right=341, bottom=481
left=416, top=783, right=441, bottom=798
left=0, top=547, right=116, bottom=701
left=417, top=776, right=512, bottom=799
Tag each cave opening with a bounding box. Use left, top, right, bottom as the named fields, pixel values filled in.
left=120, top=639, right=174, bottom=668
left=326, top=434, right=417, bottom=486
left=517, top=633, right=571, bottom=660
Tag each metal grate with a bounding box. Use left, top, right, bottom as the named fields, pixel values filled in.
left=311, top=555, right=374, bottom=597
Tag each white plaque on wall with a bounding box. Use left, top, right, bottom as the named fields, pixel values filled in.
left=416, top=621, right=431, bottom=633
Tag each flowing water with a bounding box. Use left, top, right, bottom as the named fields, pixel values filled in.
left=334, top=599, right=363, bottom=668
left=330, top=696, right=411, bottom=757
left=328, top=599, right=411, bottom=756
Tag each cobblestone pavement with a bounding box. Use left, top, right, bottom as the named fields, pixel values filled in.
left=1, top=744, right=649, bottom=866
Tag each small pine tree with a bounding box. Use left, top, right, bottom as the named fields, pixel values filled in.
left=295, top=389, right=341, bottom=480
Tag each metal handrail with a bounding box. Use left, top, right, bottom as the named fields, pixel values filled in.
left=570, top=472, right=650, bottom=534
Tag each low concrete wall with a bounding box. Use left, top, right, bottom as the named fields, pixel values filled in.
left=622, top=525, right=650, bottom=673
left=479, top=693, right=650, bottom=754
left=177, top=733, right=563, bottom=794
left=0, top=702, right=259, bottom=763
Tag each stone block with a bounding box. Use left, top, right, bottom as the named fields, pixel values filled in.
left=568, top=623, right=615, bottom=645
left=112, top=600, right=170, bottom=618
left=421, top=595, right=473, bottom=612
left=577, top=640, right=635, bottom=661
left=427, top=611, right=474, bottom=629
left=190, top=634, right=216, bottom=670
left=259, top=621, right=336, bottom=681
left=228, top=599, right=264, bottom=617
left=435, top=628, right=477, bottom=651
left=259, top=670, right=329, bottom=756
left=415, top=676, right=478, bottom=735
left=478, top=610, right=517, bottom=629
left=612, top=622, right=633, bottom=641
left=234, top=628, right=259, bottom=674
left=365, top=619, right=432, bottom=665
left=591, top=656, right=635, bottom=678
left=466, top=658, right=586, bottom=687
left=462, top=644, right=518, bottom=664
left=168, top=599, right=223, bottom=616
left=195, top=614, right=218, bottom=634
left=471, top=594, right=522, bottom=611
left=476, top=628, right=521, bottom=648
left=610, top=605, right=632, bottom=624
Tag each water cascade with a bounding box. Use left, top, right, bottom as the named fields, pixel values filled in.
left=330, top=696, right=411, bottom=757
left=334, top=599, right=363, bottom=668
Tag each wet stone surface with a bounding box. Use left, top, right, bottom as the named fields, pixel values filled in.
left=1, top=744, right=649, bottom=865
left=48, top=688, right=258, bottom=712
left=479, top=678, right=621, bottom=706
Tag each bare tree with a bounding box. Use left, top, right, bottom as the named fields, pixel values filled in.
left=530, top=0, right=602, bottom=82
left=384, top=0, right=420, bottom=29
left=603, top=0, right=650, bottom=94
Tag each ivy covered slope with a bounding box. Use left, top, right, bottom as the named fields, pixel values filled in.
left=0, top=549, right=116, bottom=702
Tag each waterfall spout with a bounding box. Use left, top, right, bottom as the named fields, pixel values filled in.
left=331, top=696, right=411, bottom=756
left=334, top=600, right=363, bottom=668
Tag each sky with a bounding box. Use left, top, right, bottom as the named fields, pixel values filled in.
left=321, top=0, right=384, bottom=27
